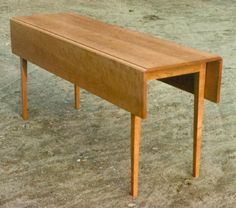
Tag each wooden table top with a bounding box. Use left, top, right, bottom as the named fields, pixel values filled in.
left=12, top=12, right=221, bottom=72
left=11, top=12, right=223, bottom=117
left=11, top=13, right=217, bottom=198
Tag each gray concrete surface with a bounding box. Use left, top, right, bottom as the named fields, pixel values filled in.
left=0, top=0, right=236, bottom=207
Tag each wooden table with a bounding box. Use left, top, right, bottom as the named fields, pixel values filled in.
left=10, top=12, right=222, bottom=198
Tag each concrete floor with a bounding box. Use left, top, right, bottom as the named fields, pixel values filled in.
left=0, top=0, right=236, bottom=207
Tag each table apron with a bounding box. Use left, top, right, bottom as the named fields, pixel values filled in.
left=10, top=20, right=147, bottom=118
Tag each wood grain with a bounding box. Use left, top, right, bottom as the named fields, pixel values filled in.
left=159, top=59, right=222, bottom=103
left=12, top=13, right=221, bottom=71
left=20, top=58, right=28, bottom=120
left=131, top=114, right=141, bottom=198
left=205, top=60, right=222, bottom=103
left=146, top=64, right=201, bottom=80
left=74, top=84, right=80, bottom=110
left=10, top=12, right=223, bottom=198
left=11, top=20, right=147, bottom=118
left=11, top=13, right=222, bottom=103
left=193, top=64, right=206, bottom=177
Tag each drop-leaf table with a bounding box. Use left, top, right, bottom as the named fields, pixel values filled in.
left=10, top=12, right=222, bottom=198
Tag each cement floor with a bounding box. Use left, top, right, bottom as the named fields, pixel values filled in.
left=0, top=0, right=235, bottom=207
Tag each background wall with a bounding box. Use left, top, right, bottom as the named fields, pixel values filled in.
left=0, top=0, right=235, bottom=207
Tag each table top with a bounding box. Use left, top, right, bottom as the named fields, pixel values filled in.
left=12, top=12, right=221, bottom=72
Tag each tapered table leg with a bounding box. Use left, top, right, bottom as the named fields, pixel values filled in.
left=74, top=84, right=80, bottom=109
left=20, top=58, right=29, bottom=120
left=131, top=114, right=141, bottom=198
left=193, top=64, right=206, bottom=177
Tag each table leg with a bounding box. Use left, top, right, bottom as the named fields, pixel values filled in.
left=74, top=84, right=80, bottom=109
left=193, top=64, right=206, bottom=177
left=131, top=114, right=141, bottom=198
left=20, top=58, right=28, bottom=120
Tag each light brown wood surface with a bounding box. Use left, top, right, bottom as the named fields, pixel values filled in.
left=11, top=19, right=147, bottom=118
left=193, top=64, right=206, bottom=177
left=20, top=58, right=28, bottom=120
left=160, top=60, right=222, bottom=103
left=74, top=84, right=80, bottom=110
left=11, top=13, right=221, bottom=118
left=131, top=114, right=141, bottom=198
left=11, top=13, right=219, bottom=70
left=11, top=12, right=222, bottom=103
left=10, top=12, right=223, bottom=198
